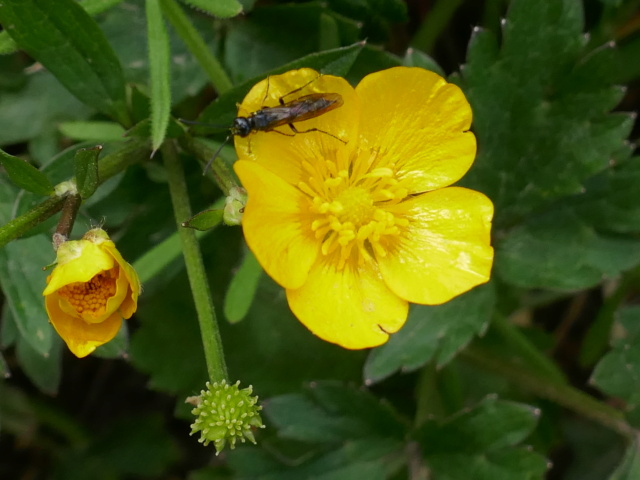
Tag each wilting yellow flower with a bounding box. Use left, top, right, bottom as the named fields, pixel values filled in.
left=233, top=67, right=493, bottom=349
left=43, top=228, right=141, bottom=357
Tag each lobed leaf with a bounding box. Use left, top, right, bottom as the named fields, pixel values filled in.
left=265, top=382, right=406, bottom=443
left=416, top=397, right=546, bottom=479
left=459, top=0, right=632, bottom=227
left=0, top=0, right=130, bottom=125
left=228, top=438, right=399, bottom=480
left=496, top=207, right=640, bottom=290
left=591, top=306, right=640, bottom=410
left=458, top=0, right=639, bottom=291
left=365, top=283, right=495, bottom=384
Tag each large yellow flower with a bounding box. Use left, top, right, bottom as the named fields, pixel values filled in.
left=233, top=67, right=493, bottom=349
left=43, top=228, right=141, bottom=358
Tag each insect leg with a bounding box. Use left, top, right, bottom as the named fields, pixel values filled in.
left=279, top=74, right=323, bottom=105
left=286, top=123, right=346, bottom=144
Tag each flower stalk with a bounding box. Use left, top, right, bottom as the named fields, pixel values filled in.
left=462, top=346, right=636, bottom=439
left=53, top=191, right=82, bottom=249
left=161, top=140, right=228, bottom=382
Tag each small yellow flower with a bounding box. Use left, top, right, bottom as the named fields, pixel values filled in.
left=43, top=228, right=141, bottom=358
left=233, top=67, right=494, bottom=349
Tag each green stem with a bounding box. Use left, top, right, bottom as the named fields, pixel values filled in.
left=411, top=0, right=465, bottom=53
left=0, top=195, right=65, bottom=249
left=182, top=136, right=240, bottom=195
left=97, top=140, right=150, bottom=182
left=159, top=0, right=233, bottom=94
left=462, top=346, right=636, bottom=440
left=161, top=141, right=228, bottom=382
left=0, top=140, right=148, bottom=250
left=492, top=314, right=566, bottom=384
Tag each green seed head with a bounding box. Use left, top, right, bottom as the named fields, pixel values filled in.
left=189, top=380, right=264, bottom=455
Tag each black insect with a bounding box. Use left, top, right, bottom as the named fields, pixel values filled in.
left=182, top=75, right=346, bottom=173
left=230, top=91, right=344, bottom=139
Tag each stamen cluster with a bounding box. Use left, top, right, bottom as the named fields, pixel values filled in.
left=299, top=149, right=409, bottom=269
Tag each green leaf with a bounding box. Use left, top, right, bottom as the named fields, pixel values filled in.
left=182, top=208, right=224, bottom=231
left=16, top=332, right=62, bottom=395
left=59, top=121, right=126, bottom=142
left=265, top=382, right=406, bottom=443
left=179, top=0, right=242, bottom=18
left=403, top=47, right=445, bottom=76
left=82, top=0, right=127, bottom=16
left=0, top=148, right=53, bottom=195
left=427, top=448, right=548, bottom=480
left=146, top=0, right=172, bottom=154
left=222, top=277, right=368, bottom=396
left=0, top=234, right=54, bottom=356
left=417, top=397, right=546, bottom=480
left=609, top=441, right=640, bottom=480
left=568, top=156, right=640, bottom=234
left=55, top=415, right=181, bottom=478
left=74, top=146, right=102, bottom=200
left=159, top=0, right=233, bottom=93
left=459, top=0, right=633, bottom=228
left=224, top=249, right=262, bottom=324
left=418, top=397, right=540, bottom=455
left=0, top=31, right=18, bottom=55
left=496, top=207, right=640, bottom=289
left=223, top=4, right=357, bottom=83
left=0, top=71, right=92, bottom=146
left=228, top=438, right=399, bottom=480
left=0, top=0, right=130, bottom=125
left=591, top=306, right=640, bottom=409
left=364, top=283, right=495, bottom=384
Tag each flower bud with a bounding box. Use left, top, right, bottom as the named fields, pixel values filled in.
left=42, top=228, right=141, bottom=358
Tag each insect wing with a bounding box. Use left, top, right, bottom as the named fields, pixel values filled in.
left=283, top=93, right=343, bottom=123
left=250, top=106, right=295, bottom=131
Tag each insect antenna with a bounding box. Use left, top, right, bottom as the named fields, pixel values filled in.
left=203, top=135, right=231, bottom=175
left=178, top=118, right=229, bottom=130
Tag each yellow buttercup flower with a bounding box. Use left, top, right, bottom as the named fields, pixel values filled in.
left=43, top=228, right=141, bottom=358
left=233, top=67, right=494, bottom=349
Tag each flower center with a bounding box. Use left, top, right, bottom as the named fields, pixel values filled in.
left=298, top=148, right=410, bottom=269
left=58, top=269, right=118, bottom=317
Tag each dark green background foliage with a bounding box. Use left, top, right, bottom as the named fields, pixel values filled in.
left=1, top=0, right=640, bottom=478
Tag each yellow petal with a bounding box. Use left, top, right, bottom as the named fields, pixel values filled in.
left=286, top=253, right=408, bottom=349
left=234, top=68, right=360, bottom=187
left=103, top=242, right=141, bottom=316
left=45, top=294, right=122, bottom=358
left=234, top=160, right=319, bottom=290
left=378, top=187, right=494, bottom=305
left=43, top=241, right=114, bottom=295
left=356, top=67, right=476, bottom=192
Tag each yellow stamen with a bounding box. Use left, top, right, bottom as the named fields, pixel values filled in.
left=57, top=269, right=118, bottom=316
left=301, top=148, right=410, bottom=269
